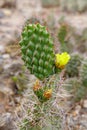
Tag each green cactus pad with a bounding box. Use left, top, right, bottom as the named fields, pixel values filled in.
left=20, top=23, right=55, bottom=80
left=65, top=53, right=82, bottom=77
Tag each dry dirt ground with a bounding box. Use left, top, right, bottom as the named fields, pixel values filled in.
left=0, top=0, right=87, bottom=130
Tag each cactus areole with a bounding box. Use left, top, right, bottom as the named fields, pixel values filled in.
left=19, top=24, right=55, bottom=80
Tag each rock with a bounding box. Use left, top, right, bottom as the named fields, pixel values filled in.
left=75, top=105, right=81, bottom=112
left=80, top=114, right=87, bottom=128
left=2, top=9, right=12, bottom=17
left=2, top=54, right=10, bottom=59
left=72, top=105, right=81, bottom=116
left=0, top=82, right=14, bottom=95
left=0, top=0, right=4, bottom=7
left=0, top=0, right=16, bottom=8
left=3, top=61, right=23, bottom=75
left=28, top=74, right=37, bottom=82
left=0, top=113, right=11, bottom=127
left=0, top=10, right=5, bottom=18
left=0, top=104, right=5, bottom=114
left=0, top=45, right=5, bottom=53
left=83, top=100, right=87, bottom=108
left=0, top=113, right=15, bottom=130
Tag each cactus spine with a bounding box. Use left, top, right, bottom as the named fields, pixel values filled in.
left=63, top=78, right=86, bottom=102
left=20, top=23, right=55, bottom=80
left=65, top=53, right=82, bottom=77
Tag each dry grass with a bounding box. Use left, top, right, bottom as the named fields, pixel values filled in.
left=14, top=72, right=71, bottom=130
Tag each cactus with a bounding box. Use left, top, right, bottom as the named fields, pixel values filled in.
left=77, top=0, right=87, bottom=12
left=57, top=24, right=68, bottom=52
left=63, top=78, right=87, bottom=102
left=65, top=53, right=82, bottom=77
left=57, top=24, right=74, bottom=53
left=80, top=58, right=87, bottom=87
left=60, top=0, right=77, bottom=12
left=76, top=28, right=87, bottom=53
left=58, top=24, right=67, bottom=44
left=60, top=0, right=87, bottom=12
left=64, top=57, right=87, bottom=102
left=20, top=23, right=55, bottom=80
left=23, top=17, right=43, bottom=31
left=41, top=0, right=59, bottom=7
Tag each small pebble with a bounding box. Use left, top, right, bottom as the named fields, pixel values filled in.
left=75, top=105, right=81, bottom=111
left=0, top=10, right=5, bottom=18
left=3, top=9, right=12, bottom=17
left=0, top=45, right=5, bottom=53
left=0, top=113, right=11, bottom=125
left=2, top=54, right=10, bottom=59
left=3, top=64, right=11, bottom=70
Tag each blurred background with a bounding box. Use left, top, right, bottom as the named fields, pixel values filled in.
left=0, top=0, right=87, bottom=130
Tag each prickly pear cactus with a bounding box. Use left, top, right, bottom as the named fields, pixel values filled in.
left=41, top=0, right=59, bottom=7
left=23, top=17, right=43, bottom=31
left=58, top=24, right=68, bottom=52
left=60, top=0, right=87, bottom=12
left=20, top=23, right=55, bottom=80
left=63, top=78, right=87, bottom=102
left=65, top=53, right=82, bottom=77
left=80, top=58, right=87, bottom=87
left=58, top=24, right=67, bottom=44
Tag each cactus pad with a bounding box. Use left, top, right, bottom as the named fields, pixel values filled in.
left=20, top=24, right=55, bottom=80
left=65, top=53, right=82, bottom=77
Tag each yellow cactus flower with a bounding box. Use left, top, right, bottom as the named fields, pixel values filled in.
left=43, top=89, right=52, bottom=99
left=55, top=52, right=70, bottom=69
left=33, top=80, right=41, bottom=91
